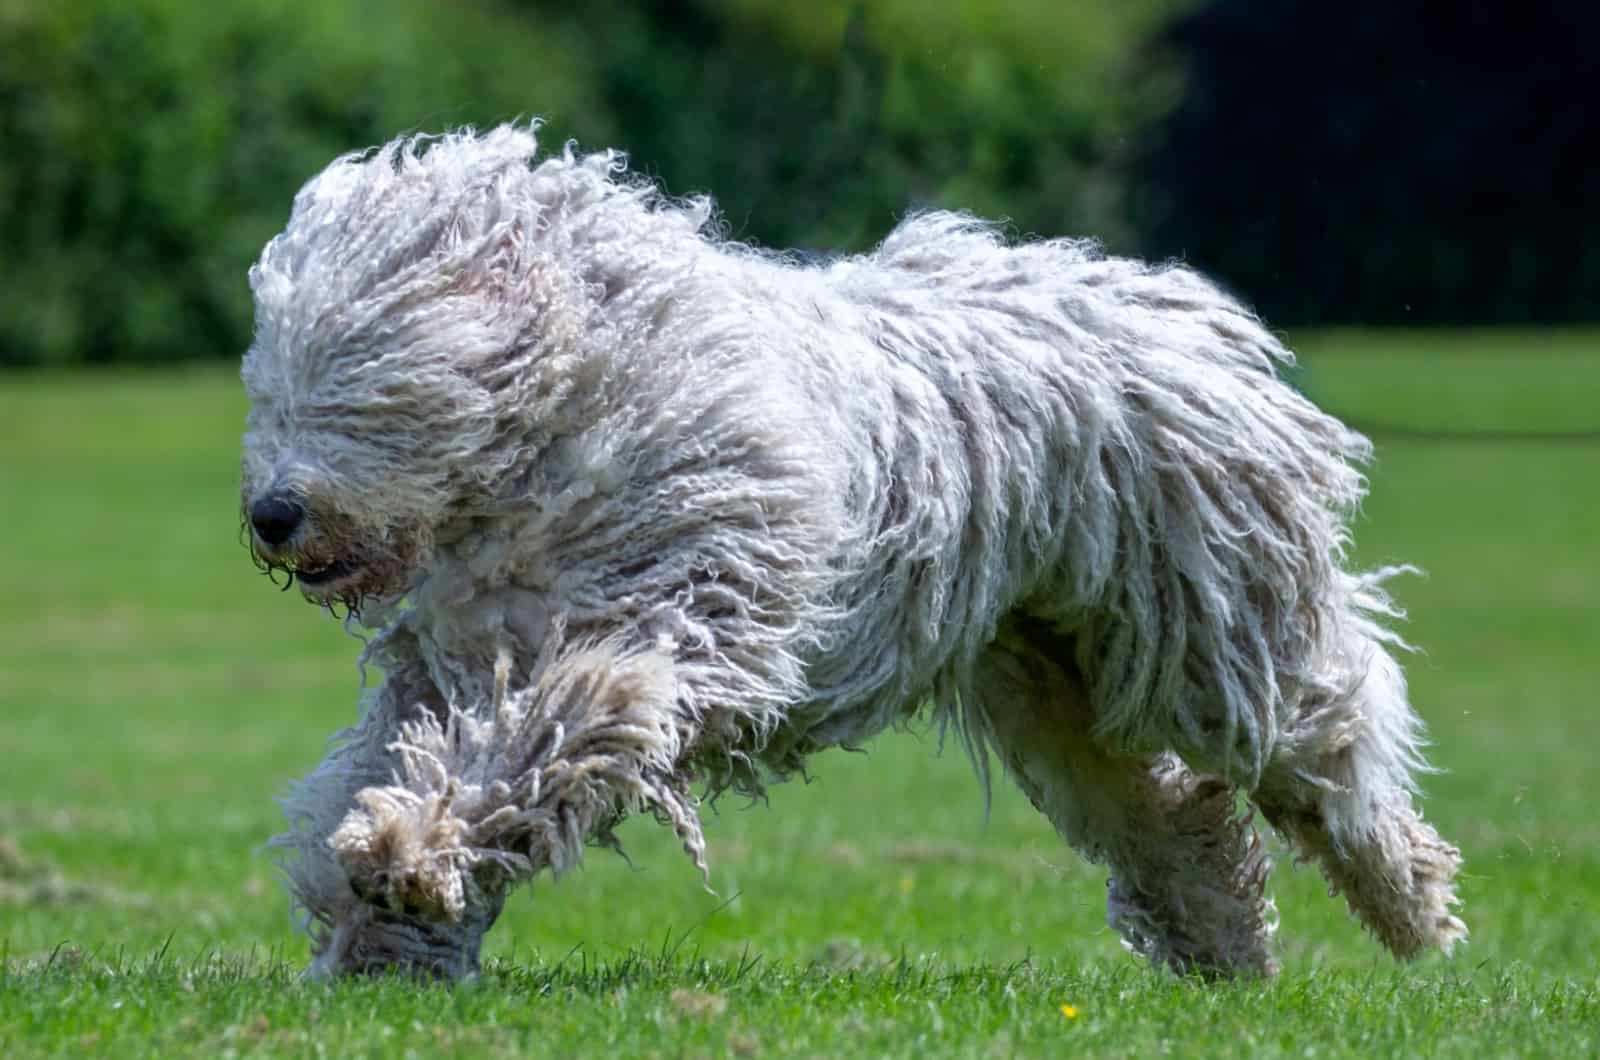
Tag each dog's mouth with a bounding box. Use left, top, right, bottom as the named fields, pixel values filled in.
left=242, top=510, right=423, bottom=616
left=293, top=557, right=361, bottom=587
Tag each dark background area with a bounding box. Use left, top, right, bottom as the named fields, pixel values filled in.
left=1135, top=0, right=1597, bottom=326
left=2, top=0, right=1594, bottom=367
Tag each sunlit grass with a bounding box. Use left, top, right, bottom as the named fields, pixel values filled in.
left=2, top=331, right=1597, bottom=1056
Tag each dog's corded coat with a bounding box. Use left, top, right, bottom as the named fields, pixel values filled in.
left=242, top=126, right=1464, bottom=977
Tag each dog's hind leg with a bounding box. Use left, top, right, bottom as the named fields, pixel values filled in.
left=974, top=624, right=1278, bottom=977
left=1253, top=631, right=1466, bottom=959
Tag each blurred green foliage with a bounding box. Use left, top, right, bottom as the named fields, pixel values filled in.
left=575, top=0, right=1177, bottom=249
left=0, top=0, right=1174, bottom=366
left=0, top=0, right=602, bottom=366
left=3, top=0, right=1592, bottom=365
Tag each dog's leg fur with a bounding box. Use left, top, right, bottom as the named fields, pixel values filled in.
left=290, top=635, right=711, bottom=978
left=276, top=656, right=508, bottom=979
left=1253, top=624, right=1466, bottom=959
left=975, top=624, right=1278, bottom=977
left=288, top=711, right=510, bottom=980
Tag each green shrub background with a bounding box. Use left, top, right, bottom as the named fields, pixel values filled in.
left=0, top=0, right=1178, bottom=366
left=1, top=0, right=1593, bottom=366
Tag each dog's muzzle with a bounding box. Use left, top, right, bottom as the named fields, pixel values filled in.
left=246, top=491, right=366, bottom=594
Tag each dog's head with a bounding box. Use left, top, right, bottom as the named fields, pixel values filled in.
left=240, top=125, right=722, bottom=613
left=240, top=126, right=572, bottom=613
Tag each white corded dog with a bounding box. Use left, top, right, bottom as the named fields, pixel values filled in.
left=241, top=125, right=1464, bottom=978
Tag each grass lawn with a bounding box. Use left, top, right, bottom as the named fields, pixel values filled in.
left=1, top=330, right=1597, bottom=1057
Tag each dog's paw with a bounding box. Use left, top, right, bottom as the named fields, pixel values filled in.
left=328, top=785, right=474, bottom=922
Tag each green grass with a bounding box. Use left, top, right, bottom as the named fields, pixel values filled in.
left=2, top=330, right=1598, bottom=1057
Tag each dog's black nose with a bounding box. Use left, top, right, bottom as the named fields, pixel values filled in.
left=250, top=495, right=304, bottom=546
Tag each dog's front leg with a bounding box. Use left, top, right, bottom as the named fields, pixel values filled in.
left=275, top=660, right=510, bottom=979
left=295, top=638, right=704, bottom=979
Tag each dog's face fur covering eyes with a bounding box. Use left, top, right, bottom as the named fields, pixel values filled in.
left=240, top=129, right=582, bottom=609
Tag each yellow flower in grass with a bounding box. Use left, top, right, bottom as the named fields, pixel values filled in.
left=1059, top=1003, right=1079, bottom=1020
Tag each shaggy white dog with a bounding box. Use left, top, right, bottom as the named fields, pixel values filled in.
left=241, top=125, right=1465, bottom=979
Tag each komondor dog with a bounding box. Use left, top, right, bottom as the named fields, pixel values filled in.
left=241, top=125, right=1465, bottom=979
